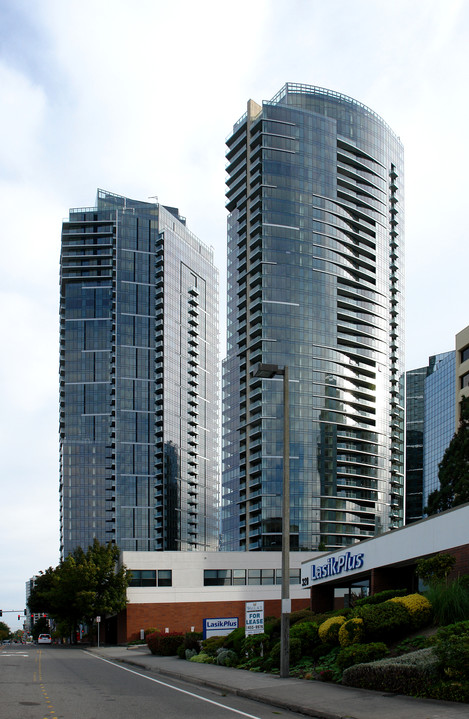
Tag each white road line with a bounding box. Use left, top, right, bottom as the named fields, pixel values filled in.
left=85, top=651, right=262, bottom=719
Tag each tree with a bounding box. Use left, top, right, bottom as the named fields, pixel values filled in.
left=0, top=621, right=10, bottom=641
left=28, top=540, right=131, bottom=640
left=425, top=396, right=469, bottom=515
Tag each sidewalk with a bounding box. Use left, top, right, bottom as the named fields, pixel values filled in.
left=87, top=645, right=469, bottom=719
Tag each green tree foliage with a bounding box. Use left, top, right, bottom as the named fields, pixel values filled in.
left=0, top=621, right=10, bottom=641
left=28, top=540, right=130, bottom=636
left=426, top=396, right=469, bottom=515
left=416, top=553, right=456, bottom=586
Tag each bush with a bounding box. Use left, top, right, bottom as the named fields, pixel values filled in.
left=189, top=651, right=214, bottom=663
left=201, top=634, right=227, bottom=657
left=336, top=642, right=388, bottom=670
left=425, top=577, right=469, bottom=625
left=144, top=627, right=157, bottom=637
left=318, top=616, right=346, bottom=644
left=289, top=621, right=320, bottom=654
left=216, top=648, right=238, bottom=667
left=289, top=608, right=316, bottom=625
left=388, top=593, right=432, bottom=629
left=146, top=631, right=185, bottom=656
left=269, top=637, right=302, bottom=668
left=433, top=620, right=469, bottom=680
left=354, top=589, right=407, bottom=607
left=241, top=633, right=270, bottom=660
left=221, top=626, right=245, bottom=655
left=342, top=648, right=439, bottom=693
left=424, top=679, right=469, bottom=703
left=338, top=618, right=364, bottom=647
left=353, top=600, right=411, bottom=642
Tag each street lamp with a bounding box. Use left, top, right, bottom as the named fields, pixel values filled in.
left=251, top=362, right=290, bottom=678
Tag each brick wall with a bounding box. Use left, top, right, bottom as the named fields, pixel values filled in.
left=119, top=597, right=310, bottom=643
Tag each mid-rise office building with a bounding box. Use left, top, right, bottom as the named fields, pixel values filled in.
left=60, top=190, right=219, bottom=557
left=456, top=325, right=469, bottom=425
left=423, top=351, right=455, bottom=510
left=406, top=352, right=455, bottom=521
left=222, top=84, right=405, bottom=552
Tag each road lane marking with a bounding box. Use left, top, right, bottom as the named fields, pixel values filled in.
left=86, top=652, right=263, bottom=719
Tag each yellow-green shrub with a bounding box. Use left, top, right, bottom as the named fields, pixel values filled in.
left=389, top=594, right=432, bottom=628
left=339, top=617, right=364, bottom=647
left=318, top=616, right=346, bottom=644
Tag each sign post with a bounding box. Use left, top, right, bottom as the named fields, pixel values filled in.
left=96, top=616, right=101, bottom=648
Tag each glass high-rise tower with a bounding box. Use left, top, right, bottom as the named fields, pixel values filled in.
left=60, top=190, right=219, bottom=557
left=222, top=84, right=404, bottom=552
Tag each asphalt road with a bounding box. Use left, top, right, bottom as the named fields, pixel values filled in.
left=0, top=644, right=308, bottom=719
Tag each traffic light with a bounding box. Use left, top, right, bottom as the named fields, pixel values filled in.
left=18, top=615, right=21, bottom=621
left=0, top=610, right=2, bottom=617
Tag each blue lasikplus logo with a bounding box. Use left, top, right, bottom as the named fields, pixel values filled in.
left=311, top=551, right=364, bottom=581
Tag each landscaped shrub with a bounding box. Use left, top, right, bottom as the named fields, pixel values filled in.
left=423, top=679, right=469, bottom=703
left=425, top=577, right=469, bottom=625
left=221, top=626, right=245, bottom=655
left=336, top=642, right=388, bottom=670
left=289, top=621, right=320, bottom=654
left=338, top=618, right=364, bottom=647
left=342, top=648, right=439, bottom=693
left=388, top=593, right=432, bottom=629
left=146, top=631, right=185, bottom=656
left=269, top=637, right=302, bottom=668
left=289, top=608, right=316, bottom=625
left=216, top=648, right=238, bottom=666
left=241, top=633, right=270, bottom=660
left=433, top=620, right=469, bottom=680
left=354, top=589, right=407, bottom=607
left=318, top=616, right=346, bottom=644
left=178, top=631, right=202, bottom=658
left=201, top=634, right=227, bottom=657
left=144, top=627, right=157, bottom=637
left=353, top=600, right=411, bottom=642
left=189, top=651, right=214, bottom=663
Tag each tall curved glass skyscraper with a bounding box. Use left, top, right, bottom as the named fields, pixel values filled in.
left=222, top=84, right=404, bottom=551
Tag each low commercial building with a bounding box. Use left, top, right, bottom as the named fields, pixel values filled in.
left=301, top=503, right=469, bottom=612
left=117, top=551, right=314, bottom=643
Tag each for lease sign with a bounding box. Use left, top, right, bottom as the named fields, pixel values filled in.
left=245, top=601, right=264, bottom=636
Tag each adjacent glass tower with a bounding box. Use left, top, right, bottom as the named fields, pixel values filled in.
left=222, top=84, right=405, bottom=551
left=60, top=190, right=219, bottom=557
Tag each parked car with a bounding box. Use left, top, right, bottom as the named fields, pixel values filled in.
left=37, top=634, right=52, bottom=645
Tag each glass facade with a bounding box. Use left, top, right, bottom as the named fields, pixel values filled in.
left=405, top=366, right=426, bottom=523
left=60, top=190, right=219, bottom=557
left=423, top=351, right=455, bottom=509
left=222, top=84, right=405, bottom=551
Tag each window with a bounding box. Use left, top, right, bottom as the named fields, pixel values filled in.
left=129, top=570, right=156, bottom=587
left=461, top=372, right=469, bottom=389
left=276, top=568, right=301, bottom=585
left=129, top=569, right=172, bottom=587
left=461, top=346, right=469, bottom=364
left=233, top=569, right=246, bottom=585
left=204, top=569, right=232, bottom=586
left=248, top=569, right=275, bottom=585
left=157, top=570, right=172, bottom=587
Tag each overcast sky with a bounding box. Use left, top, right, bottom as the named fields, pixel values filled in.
left=1, top=0, right=468, bottom=631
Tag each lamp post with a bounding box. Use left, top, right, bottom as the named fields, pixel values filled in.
left=252, top=363, right=290, bottom=678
